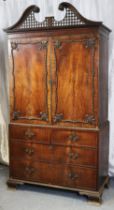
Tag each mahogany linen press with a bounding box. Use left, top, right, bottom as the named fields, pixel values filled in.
left=4, top=2, right=111, bottom=203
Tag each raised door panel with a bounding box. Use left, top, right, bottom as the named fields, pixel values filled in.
left=52, top=37, right=98, bottom=127
left=10, top=39, right=49, bottom=124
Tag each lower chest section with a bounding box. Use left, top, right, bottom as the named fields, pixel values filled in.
left=9, top=124, right=98, bottom=191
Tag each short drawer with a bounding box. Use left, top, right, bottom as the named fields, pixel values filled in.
left=10, top=161, right=97, bottom=190
left=10, top=140, right=97, bottom=167
left=52, top=129, right=98, bottom=148
left=9, top=124, right=51, bottom=144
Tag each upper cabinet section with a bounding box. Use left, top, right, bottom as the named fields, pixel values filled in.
left=5, top=2, right=111, bottom=128
left=4, top=2, right=111, bottom=33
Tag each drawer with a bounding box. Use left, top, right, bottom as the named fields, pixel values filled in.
left=9, top=124, right=51, bottom=144
left=9, top=125, right=98, bottom=147
left=10, top=161, right=97, bottom=190
left=52, top=129, right=98, bottom=148
left=10, top=140, right=97, bottom=167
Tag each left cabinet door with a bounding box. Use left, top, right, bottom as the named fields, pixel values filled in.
left=9, top=39, right=49, bottom=124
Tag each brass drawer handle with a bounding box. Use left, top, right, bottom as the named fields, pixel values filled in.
left=49, top=145, right=54, bottom=150
left=25, top=167, right=35, bottom=174
left=69, top=152, right=79, bottom=159
left=68, top=173, right=79, bottom=180
left=24, top=148, right=34, bottom=155
left=25, top=129, right=35, bottom=140
left=74, top=153, right=79, bottom=159
left=69, top=133, right=79, bottom=142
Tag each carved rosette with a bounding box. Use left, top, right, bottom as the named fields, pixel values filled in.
left=38, top=41, right=48, bottom=50
left=84, top=39, right=96, bottom=48
left=54, top=40, right=62, bottom=49
left=39, top=112, right=48, bottom=121
left=11, top=42, right=18, bottom=50
left=54, top=113, right=64, bottom=122
left=13, top=111, right=21, bottom=120
left=84, top=114, right=95, bottom=124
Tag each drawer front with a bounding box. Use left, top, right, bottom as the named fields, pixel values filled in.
left=9, top=125, right=51, bottom=144
left=10, top=140, right=97, bottom=167
left=10, top=161, right=97, bottom=190
left=52, top=129, right=98, bottom=148
left=10, top=125, right=98, bottom=148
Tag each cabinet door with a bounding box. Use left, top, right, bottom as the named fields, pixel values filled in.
left=10, top=39, right=49, bottom=123
left=52, top=37, right=98, bottom=126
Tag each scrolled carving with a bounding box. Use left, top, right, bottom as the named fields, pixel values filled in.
left=4, top=2, right=103, bottom=33
left=32, top=6, right=40, bottom=13
left=84, top=114, right=95, bottom=124
left=13, top=111, right=21, bottom=120
left=84, top=39, right=96, bottom=48
left=11, top=42, right=18, bottom=50
left=38, top=41, right=48, bottom=50
left=54, top=40, right=62, bottom=49
left=54, top=113, right=64, bottom=122
left=39, top=112, right=48, bottom=121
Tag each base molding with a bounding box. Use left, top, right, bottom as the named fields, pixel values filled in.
left=7, top=176, right=109, bottom=204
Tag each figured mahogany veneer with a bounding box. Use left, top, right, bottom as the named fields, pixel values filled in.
left=10, top=124, right=98, bottom=147
left=10, top=140, right=97, bottom=166
left=10, top=161, right=97, bottom=190
left=5, top=2, right=111, bottom=203
left=51, top=129, right=98, bottom=147
left=9, top=125, right=51, bottom=144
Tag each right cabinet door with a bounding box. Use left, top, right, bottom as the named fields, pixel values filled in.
left=52, top=36, right=98, bottom=127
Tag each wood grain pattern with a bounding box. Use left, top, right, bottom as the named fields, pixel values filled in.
left=99, top=34, right=109, bottom=126
left=9, top=124, right=51, bottom=144
left=98, top=123, right=109, bottom=188
left=10, top=40, right=49, bottom=122
left=9, top=124, right=98, bottom=147
left=6, top=2, right=110, bottom=203
left=10, top=140, right=97, bottom=167
left=10, top=160, right=97, bottom=190
left=52, top=129, right=98, bottom=148
left=53, top=38, right=97, bottom=125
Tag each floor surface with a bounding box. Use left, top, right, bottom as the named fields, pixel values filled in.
left=0, top=165, right=114, bottom=210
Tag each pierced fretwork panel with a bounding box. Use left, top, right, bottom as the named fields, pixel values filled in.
left=16, top=7, right=85, bottom=30
left=52, top=8, right=85, bottom=27
left=17, top=11, right=49, bottom=30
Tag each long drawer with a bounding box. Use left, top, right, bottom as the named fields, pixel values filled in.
left=10, top=161, right=97, bottom=190
left=9, top=124, right=98, bottom=148
left=10, top=140, right=97, bottom=167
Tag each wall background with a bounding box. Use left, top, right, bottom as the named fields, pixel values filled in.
left=0, top=0, right=114, bottom=175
